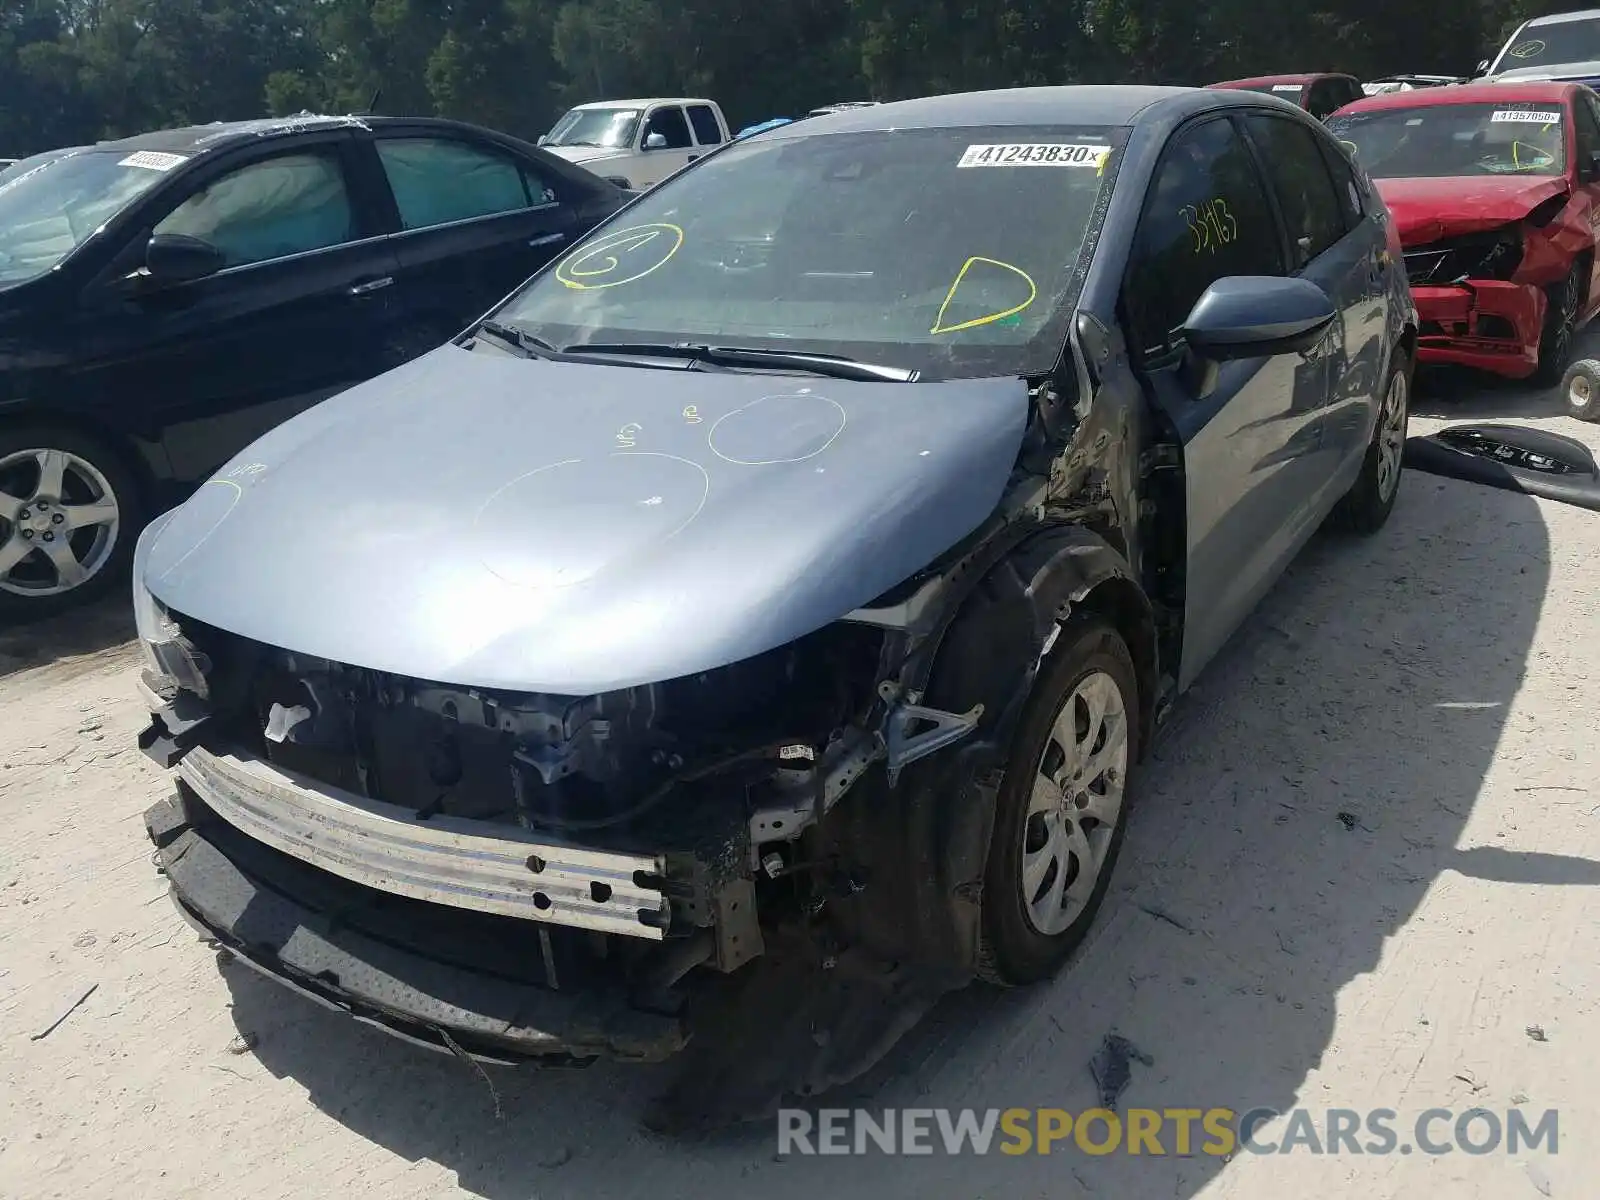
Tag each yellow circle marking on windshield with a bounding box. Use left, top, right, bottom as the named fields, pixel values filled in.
left=930, top=257, right=1038, bottom=335
left=556, top=223, right=685, bottom=290
left=1340, top=139, right=1358, bottom=156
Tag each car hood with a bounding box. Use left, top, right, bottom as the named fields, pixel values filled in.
left=139, top=345, right=1030, bottom=695
left=1374, top=175, right=1572, bottom=242
left=544, top=145, right=629, bottom=165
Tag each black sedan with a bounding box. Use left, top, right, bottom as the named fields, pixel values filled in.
left=0, top=114, right=626, bottom=619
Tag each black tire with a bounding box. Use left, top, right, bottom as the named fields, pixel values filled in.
left=1561, top=357, right=1600, bottom=422
left=978, top=614, right=1140, bottom=986
left=0, top=425, right=143, bottom=622
left=1532, top=263, right=1584, bottom=388
left=1329, top=351, right=1409, bottom=534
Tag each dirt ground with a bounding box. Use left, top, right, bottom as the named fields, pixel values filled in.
left=3, top=367, right=1598, bottom=1200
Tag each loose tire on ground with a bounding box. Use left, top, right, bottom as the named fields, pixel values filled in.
left=1561, top=357, right=1600, bottom=422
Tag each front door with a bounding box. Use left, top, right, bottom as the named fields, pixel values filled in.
left=635, top=105, right=698, bottom=186
left=1123, top=114, right=1333, bottom=688
left=368, top=132, right=582, bottom=361
left=65, top=137, right=401, bottom=484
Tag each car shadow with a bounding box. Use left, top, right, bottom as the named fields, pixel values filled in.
left=0, top=592, right=137, bottom=681
left=222, top=468, right=1550, bottom=1199
left=1411, top=324, right=1600, bottom=423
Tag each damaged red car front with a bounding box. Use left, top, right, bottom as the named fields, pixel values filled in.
left=1330, top=82, right=1600, bottom=384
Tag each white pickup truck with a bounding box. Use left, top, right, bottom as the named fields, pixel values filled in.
left=538, top=98, right=731, bottom=189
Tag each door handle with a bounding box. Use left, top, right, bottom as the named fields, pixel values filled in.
left=528, top=232, right=566, bottom=248
left=348, top=276, right=393, bottom=295
left=687, top=153, right=700, bottom=162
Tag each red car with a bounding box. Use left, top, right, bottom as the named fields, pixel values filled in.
left=1330, top=81, right=1600, bottom=383
left=1207, top=73, right=1366, bottom=121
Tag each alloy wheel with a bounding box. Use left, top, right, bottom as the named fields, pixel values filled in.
left=1020, top=670, right=1129, bottom=937
left=1376, top=368, right=1409, bottom=503
left=0, top=448, right=121, bottom=597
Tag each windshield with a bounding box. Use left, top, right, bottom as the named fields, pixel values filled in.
left=545, top=107, right=641, bottom=149
left=1328, top=102, right=1567, bottom=178
left=1493, top=18, right=1600, bottom=72
left=495, top=123, right=1124, bottom=380
left=0, top=148, right=174, bottom=285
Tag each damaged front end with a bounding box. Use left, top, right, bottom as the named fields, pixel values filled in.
left=1401, top=192, right=1578, bottom=378
left=136, top=548, right=1005, bottom=1069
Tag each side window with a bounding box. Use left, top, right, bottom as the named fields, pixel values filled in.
left=644, top=106, right=694, bottom=150
left=1244, top=114, right=1347, bottom=268
left=686, top=104, right=724, bottom=146
left=153, top=151, right=354, bottom=269
left=376, top=138, right=547, bottom=231
left=1318, top=133, right=1366, bottom=229
left=1125, top=117, right=1286, bottom=361
left=1572, top=96, right=1600, bottom=160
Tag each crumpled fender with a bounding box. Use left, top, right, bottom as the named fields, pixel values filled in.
left=824, top=524, right=1156, bottom=972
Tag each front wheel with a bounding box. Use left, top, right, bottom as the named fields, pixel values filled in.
left=1330, top=354, right=1409, bottom=535
left=0, top=427, right=142, bottom=621
left=978, top=614, right=1140, bottom=986
left=1532, top=263, right=1584, bottom=388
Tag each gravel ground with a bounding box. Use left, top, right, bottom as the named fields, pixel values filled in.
left=2, top=367, right=1597, bottom=1200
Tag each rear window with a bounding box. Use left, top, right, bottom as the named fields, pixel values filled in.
left=1328, top=102, right=1567, bottom=178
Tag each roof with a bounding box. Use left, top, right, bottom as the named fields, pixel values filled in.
left=569, top=98, right=711, bottom=110
left=1522, top=8, right=1600, bottom=26
left=1208, top=73, right=1353, bottom=89
left=81, top=114, right=378, bottom=157
left=764, top=85, right=1197, bottom=137
left=1335, top=79, right=1577, bottom=114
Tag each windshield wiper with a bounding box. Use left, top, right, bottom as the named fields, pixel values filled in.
left=571, top=342, right=918, bottom=382
left=471, top=320, right=565, bottom=360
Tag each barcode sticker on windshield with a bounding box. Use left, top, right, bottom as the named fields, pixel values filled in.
left=118, top=150, right=188, bottom=171
left=1491, top=109, right=1561, bottom=123
left=958, top=143, right=1109, bottom=168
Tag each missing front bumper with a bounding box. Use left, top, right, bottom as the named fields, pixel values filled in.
left=145, top=791, right=689, bottom=1064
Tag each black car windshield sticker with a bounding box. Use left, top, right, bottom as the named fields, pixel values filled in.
left=556, top=223, right=684, bottom=289
left=930, top=256, right=1037, bottom=334
left=957, top=143, right=1109, bottom=168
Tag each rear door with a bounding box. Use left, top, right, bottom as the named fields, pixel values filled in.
left=636, top=105, right=697, bottom=186
left=67, top=134, right=401, bottom=483
left=1122, top=114, right=1330, bottom=689
left=1242, top=110, right=1381, bottom=490
left=367, top=130, right=582, bottom=360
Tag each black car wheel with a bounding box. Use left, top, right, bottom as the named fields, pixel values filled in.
left=1330, top=352, right=1409, bottom=534
left=0, top=426, right=142, bottom=620
left=978, top=614, right=1139, bottom=986
left=1532, top=263, right=1584, bottom=388
left=1561, top=358, right=1600, bottom=422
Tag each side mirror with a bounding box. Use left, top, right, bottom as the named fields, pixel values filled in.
left=644, top=132, right=668, bottom=150
left=144, top=233, right=224, bottom=285
left=537, top=134, right=550, bottom=146
left=1476, top=59, right=1491, bottom=76
left=1183, top=276, right=1337, bottom=361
